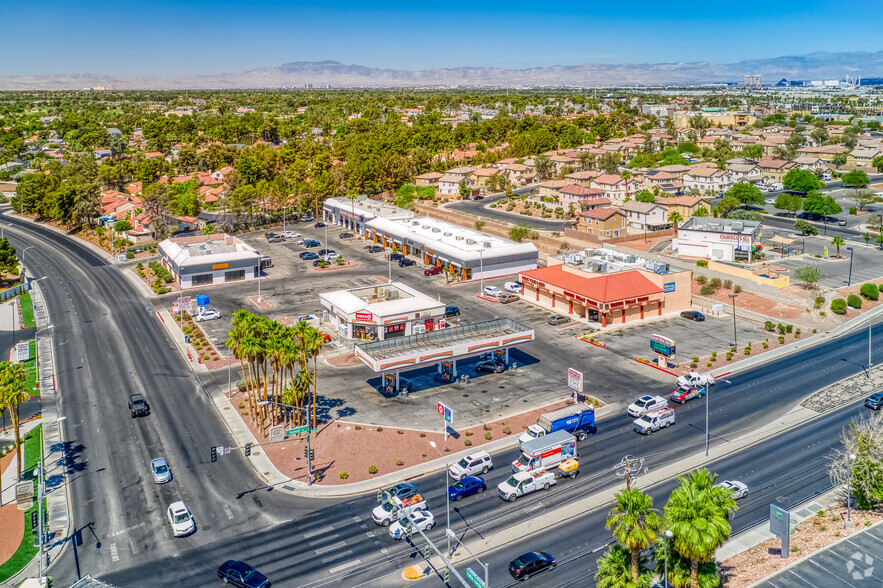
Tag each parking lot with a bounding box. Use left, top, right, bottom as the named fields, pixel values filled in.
left=775, top=243, right=883, bottom=290
left=159, top=220, right=741, bottom=429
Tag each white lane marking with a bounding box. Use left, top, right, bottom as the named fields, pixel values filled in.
left=365, top=531, right=375, bottom=538
left=321, top=549, right=353, bottom=564
left=380, top=547, right=389, bottom=555
left=314, top=541, right=348, bottom=555
left=109, top=522, right=145, bottom=537
left=304, top=527, right=331, bottom=539
left=309, top=532, right=340, bottom=546
left=224, top=504, right=234, bottom=520
left=352, top=515, right=361, bottom=522
left=109, top=543, right=119, bottom=562
left=328, top=558, right=362, bottom=574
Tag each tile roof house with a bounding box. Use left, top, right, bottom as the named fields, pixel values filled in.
left=565, top=170, right=602, bottom=186
left=656, top=195, right=708, bottom=220
left=415, top=172, right=443, bottom=187
left=557, top=184, right=607, bottom=209
left=847, top=148, right=881, bottom=168
left=589, top=175, right=639, bottom=206
left=757, top=158, right=796, bottom=183
left=575, top=208, right=627, bottom=238
left=437, top=173, right=474, bottom=196
left=619, top=200, right=669, bottom=231
left=683, top=166, right=734, bottom=193
left=212, top=166, right=235, bottom=182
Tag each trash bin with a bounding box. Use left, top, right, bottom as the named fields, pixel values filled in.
left=184, top=335, right=190, bottom=343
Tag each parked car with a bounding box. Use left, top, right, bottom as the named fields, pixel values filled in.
left=448, top=476, right=487, bottom=501
left=312, top=259, right=325, bottom=267
left=314, top=221, right=326, bottom=228
left=399, top=258, right=416, bottom=267
left=150, top=457, right=172, bottom=484
left=473, top=194, right=484, bottom=200
left=445, top=306, right=460, bottom=317
left=300, top=214, right=314, bottom=222
left=382, top=482, right=419, bottom=502
left=797, top=212, right=823, bottom=221
left=475, top=359, right=505, bottom=373
left=680, top=310, right=705, bottom=321
left=838, top=218, right=847, bottom=226
left=194, top=308, right=221, bottom=322
left=367, top=245, right=384, bottom=253
left=388, top=253, right=404, bottom=261
left=509, top=551, right=556, bottom=581
left=217, top=560, right=271, bottom=588
left=715, top=480, right=749, bottom=499
left=339, top=232, right=354, bottom=239
left=324, top=253, right=340, bottom=261
left=865, top=392, right=883, bottom=410
left=449, top=450, right=493, bottom=480
left=303, top=239, right=320, bottom=248
left=265, top=233, right=282, bottom=243
left=299, top=252, right=319, bottom=260
left=167, top=501, right=195, bottom=537
left=504, top=282, right=522, bottom=294
left=483, top=286, right=503, bottom=297
left=318, top=249, right=335, bottom=256
left=424, top=266, right=444, bottom=276
left=389, top=510, right=435, bottom=540
left=498, top=294, right=519, bottom=304
left=547, top=315, right=571, bottom=325
left=281, top=231, right=300, bottom=239
left=823, top=216, right=839, bottom=224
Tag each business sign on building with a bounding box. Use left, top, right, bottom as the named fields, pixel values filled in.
left=354, top=312, right=373, bottom=321
left=650, top=334, right=676, bottom=357
left=663, top=282, right=676, bottom=293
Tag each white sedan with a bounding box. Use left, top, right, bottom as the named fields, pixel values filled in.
left=282, top=231, right=300, bottom=239
left=194, top=308, right=221, bottom=322
left=676, top=371, right=715, bottom=389
left=167, top=501, right=196, bottom=537
left=389, top=510, right=435, bottom=540
left=483, top=286, right=503, bottom=298
left=504, top=282, right=522, bottom=294
left=715, top=480, right=749, bottom=499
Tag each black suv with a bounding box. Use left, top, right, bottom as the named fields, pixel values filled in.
left=399, top=258, right=416, bottom=267
left=865, top=392, right=883, bottom=410
left=129, top=393, right=149, bottom=417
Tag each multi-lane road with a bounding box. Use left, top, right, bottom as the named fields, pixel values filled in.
left=5, top=213, right=881, bottom=588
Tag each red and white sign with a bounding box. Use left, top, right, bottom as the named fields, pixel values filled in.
left=354, top=311, right=373, bottom=321
left=567, top=368, right=583, bottom=393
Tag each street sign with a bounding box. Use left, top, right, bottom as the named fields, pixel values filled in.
left=225, top=447, right=231, bottom=455
left=217, top=445, right=225, bottom=455
left=269, top=425, right=284, bottom=443
left=770, top=504, right=791, bottom=558
left=285, top=425, right=314, bottom=436
left=15, top=341, right=30, bottom=362
left=15, top=481, right=33, bottom=511
left=466, top=568, right=486, bottom=588
left=437, top=402, right=453, bottom=424
left=567, top=368, right=583, bottom=393
left=650, top=334, right=676, bottom=357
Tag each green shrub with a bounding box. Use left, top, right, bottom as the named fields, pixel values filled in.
left=778, top=336, right=785, bottom=344
left=696, top=259, right=708, bottom=267
left=733, top=284, right=742, bottom=293
left=395, top=459, right=404, bottom=466
left=785, top=324, right=793, bottom=333
left=744, top=347, right=750, bottom=355
left=502, top=427, right=511, bottom=435
left=464, top=439, right=473, bottom=446
left=723, top=279, right=732, bottom=289
left=764, top=321, right=775, bottom=331
left=762, top=342, right=769, bottom=349
left=700, top=284, right=715, bottom=296
left=484, top=432, right=492, bottom=440
left=690, top=362, right=698, bottom=368
left=831, top=298, right=847, bottom=314
left=692, top=356, right=699, bottom=362
left=847, top=294, right=862, bottom=309
left=849, top=206, right=857, bottom=215
left=710, top=277, right=722, bottom=289
left=726, top=352, right=733, bottom=360
left=368, top=465, right=378, bottom=474
left=696, top=275, right=708, bottom=285
left=814, top=296, right=825, bottom=309
left=777, top=324, right=786, bottom=335
left=860, top=283, right=879, bottom=300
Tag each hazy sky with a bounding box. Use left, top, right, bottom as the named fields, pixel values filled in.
left=3, top=0, right=882, bottom=76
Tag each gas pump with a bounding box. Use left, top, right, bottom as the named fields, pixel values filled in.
left=441, top=361, right=454, bottom=382
left=493, top=349, right=506, bottom=365
left=383, top=373, right=397, bottom=395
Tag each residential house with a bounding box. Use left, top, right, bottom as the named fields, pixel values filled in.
left=444, top=166, right=475, bottom=179
left=565, top=170, right=601, bottom=187
left=590, top=174, right=639, bottom=206
left=557, top=184, right=607, bottom=209
left=212, top=166, right=235, bottom=182
left=657, top=195, right=709, bottom=221
left=847, top=148, right=881, bottom=168
left=793, top=156, right=827, bottom=171
left=537, top=180, right=570, bottom=199
left=505, top=164, right=535, bottom=186
left=496, top=158, right=519, bottom=169
left=757, top=158, right=796, bottom=183
left=415, top=172, right=443, bottom=187
left=796, top=145, right=849, bottom=162
left=575, top=208, right=628, bottom=238
left=437, top=173, right=474, bottom=196
left=470, top=167, right=503, bottom=193
left=549, top=154, right=578, bottom=173
left=619, top=200, right=669, bottom=231
left=683, top=165, right=733, bottom=194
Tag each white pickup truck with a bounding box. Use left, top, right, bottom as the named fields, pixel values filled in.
left=372, top=494, right=427, bottom=526
left=497, top=469, right=557, bottom=502
left=634, top=407, right=676, bottom=435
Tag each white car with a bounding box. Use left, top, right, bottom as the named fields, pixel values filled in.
left=715, top=480, right=749, bottom=499
left=676, top=371, right=716, bottom=389
left=484, top=286, right=503, bottom=298
left=296, top=238, right=306, bottom=245
left=389, top=510, right=435, bottom=540
left=324, top=252, right=341, bottom=261
left=504, top=282, right=522, bottom=294
left=448, top=450, right=493, bottom=480
left=282, top=231, right=300, bottom=239
left=764, top=198, right=776, bottom=205
left=150, top=457, right=172, bottom=484
left=194, top=308, right=221, bottom=322
left=167, top=501, right=195, bottom=537
left=627, top=395, right=668, bottom=418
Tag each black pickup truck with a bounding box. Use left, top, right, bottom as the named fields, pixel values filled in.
left=129, top=393, right=149, bottom=417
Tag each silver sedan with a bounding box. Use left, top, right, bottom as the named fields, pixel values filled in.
left=151, top=457, right=172, bottom=484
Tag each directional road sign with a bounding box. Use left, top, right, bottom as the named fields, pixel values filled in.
left=466, top=568, right=486, bottom=588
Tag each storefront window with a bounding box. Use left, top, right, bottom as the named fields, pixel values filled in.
left=353, top=324, right=378, bottom=341
left=385, top=323, right=406, bottom=338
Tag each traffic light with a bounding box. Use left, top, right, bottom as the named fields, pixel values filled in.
left=377, top=489, right=383, bottom=503
left=422, top=544, right=430, bottom=558
left=210, top=446, right=217, bottom=463
left=304, top=446, right=309, bottom=459
left=244, top=443, right=251, bottom=457
left=443, top=567, right=450, bottom=583
left=406, top=521, right=413, bottom=538
left=308, top=448, right=315, bottom=462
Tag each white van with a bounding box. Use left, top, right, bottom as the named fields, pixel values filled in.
left=449, top=450, right=493, bottom=480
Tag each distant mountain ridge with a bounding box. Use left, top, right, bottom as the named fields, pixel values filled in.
left=1, top=50, right=882, bottom=90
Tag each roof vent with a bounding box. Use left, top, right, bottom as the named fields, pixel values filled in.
left=422, top=225, right=430, bottom=229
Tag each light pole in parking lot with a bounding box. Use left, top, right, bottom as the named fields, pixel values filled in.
left=823, top=206, right=828, bottom=236
left=663, top=529, right=673, bottom=587
left=846, top=452, right=856, bottom=531
left=429, top=440, right=451, bottom=557
left=846, top=247, right=854, bottom=286
left=478, top=248, right=484, bottom=295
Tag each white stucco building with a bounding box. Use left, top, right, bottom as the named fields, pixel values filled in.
left=674, top=217, right=761, bottom=262
left=322, top=195, right=414, bottom=235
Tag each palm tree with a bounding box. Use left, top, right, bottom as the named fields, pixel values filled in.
left=595, top=544, right=651, bottom=588
left=664, top=469, right=735, bottom=588
left=606, top=487, right=663, bottom=582
left=831, top=235, right=845, bottom=258
left=346, top=189, right=359, bottom=233
left=668, top=210, right=684, bottom=236
left=302, top=326, right=325, bottom=430
left=0, top=362, right=30, bottom=479
left=654, top=535, right=720, bottom=588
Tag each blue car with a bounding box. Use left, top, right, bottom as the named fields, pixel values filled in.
left=448, top=476, right=486, bottom=501
left=300, top=252, right=319, bottom=260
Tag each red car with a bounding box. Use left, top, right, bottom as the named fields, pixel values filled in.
left=424, top=266, right=444, bottom=276
left=670, top=386, right=704, bottom=404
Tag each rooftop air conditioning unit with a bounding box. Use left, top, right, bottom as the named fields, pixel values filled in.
left=455, top=236, right=464, bottom=240
left=466, top=239, right=476, bottom=245
left=444, top=232, right=452, bottom=236
left=422, top=225, right=430, bottom=229
left=432, top=228, right=441, bottom=233
left=483, top=242, right=492, bottom=248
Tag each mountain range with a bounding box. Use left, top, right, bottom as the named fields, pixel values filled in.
left=1, top=51, right=882, bottom=90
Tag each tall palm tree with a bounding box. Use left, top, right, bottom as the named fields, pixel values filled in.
left=664, top=469, right=735, bottom=588
left=606, top=487, right=663, bottom=582
left=0, top=362, right=30, bottom=479
left=595, top=544, right=651, bottom=588
left=346, top=190, right=359, bottom=233
left=293, top=369, right=313, bottom=427
left=654, top=535, right=720, bottom=588
left=831, top=235, right=845, bottom=258
left=302, top=326, right=325, bottom=430
left=668, top=210, right=684, bottom=236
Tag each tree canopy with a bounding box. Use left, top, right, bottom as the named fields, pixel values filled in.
left=782, top=168, right=823, bottom=193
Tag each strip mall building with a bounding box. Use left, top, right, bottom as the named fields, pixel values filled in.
left=518, top=249, right=691, bottom=327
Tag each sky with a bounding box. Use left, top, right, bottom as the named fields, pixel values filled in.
left=3, top=0, right=883, bottom=77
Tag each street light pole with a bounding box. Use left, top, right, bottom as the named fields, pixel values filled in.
left=847, top=453, right=856, bottom=531
left=869, top=314, right=873, bottom=381
left=22, top=245, right=35, bottom=281
left=846, top=247, right=854, bottom=286
left=664, top=529, right=673, bottom=588
left=729, top=293, right=738, bottom=350
left=429, top=441, right=451, bottom=557
left=823, top=206, right=828, bottom=237
left=479, top=248, right=484, bottom=294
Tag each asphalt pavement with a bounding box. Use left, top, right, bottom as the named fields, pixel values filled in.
left=445, top=186, right=576, bottom=232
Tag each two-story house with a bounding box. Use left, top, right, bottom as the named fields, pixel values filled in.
left=575, top=208, right=628, bottom=238
left=590, top=174, right=638, bottom=206
left=619, top=200, right=669, bottom=232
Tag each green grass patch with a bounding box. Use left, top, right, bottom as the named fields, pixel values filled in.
left=0, top=424, right=42, bottom=583
left=19, top=292, right=35, bottom=328
left=23, top=340, right=37, bottom=396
